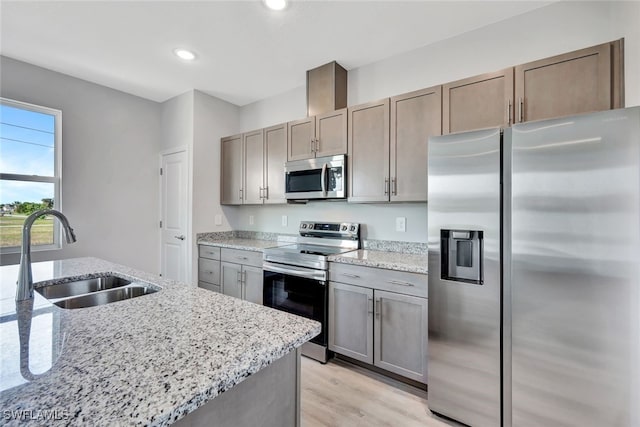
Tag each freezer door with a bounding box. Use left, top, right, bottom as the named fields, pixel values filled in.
left=428, top=127, right=502, bottom=427
left=510, top=107, right=640, bottom=427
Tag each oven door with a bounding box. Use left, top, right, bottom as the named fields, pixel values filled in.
left=262, top=262, right=327, bottom=346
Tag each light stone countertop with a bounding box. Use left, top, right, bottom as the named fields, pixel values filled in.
left=328, top=249, right=429, bottom=274
left=0, top=257, right=320, bottom=426
left=197, top=236, right=292, bottom=252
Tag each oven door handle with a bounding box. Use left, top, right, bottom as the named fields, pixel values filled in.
left=263, top=262, right=327, bottom=282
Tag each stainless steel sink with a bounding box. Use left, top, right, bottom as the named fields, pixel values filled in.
left=35, top=275, right=159, bottom=309
left=52, top=285, right=157, bottom=309
left=36, top=275, right=132, bottom=299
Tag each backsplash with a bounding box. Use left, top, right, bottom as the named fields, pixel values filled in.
left=197, top=231, right=426, bottom=254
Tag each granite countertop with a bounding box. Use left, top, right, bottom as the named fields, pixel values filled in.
left=328, top=249, right=428, bottom=274
left=197, top=236, right=291, bottom=252
left=0, top=257, right=320, bottom=426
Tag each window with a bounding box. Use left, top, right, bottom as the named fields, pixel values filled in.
left=0, top=98, right=62, bottom=253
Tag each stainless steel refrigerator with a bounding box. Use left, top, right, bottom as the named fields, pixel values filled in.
left=427, top=107, right=640, bottom=427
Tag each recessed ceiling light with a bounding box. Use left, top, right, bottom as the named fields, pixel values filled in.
left=173, top=48, right=196, bottom=61
left=264, top=0, right=287, bottom=11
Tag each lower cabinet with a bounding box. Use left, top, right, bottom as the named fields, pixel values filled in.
left=198, top=245, right=221, bottom=293
left=221, top=262, right=263, bottom=305
left=328, top=266, right=428, bottom=384
left=220, top=248, right=264, bottom=305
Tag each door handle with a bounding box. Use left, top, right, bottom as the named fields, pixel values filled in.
left=321, top=163, right=328, bottom=196
left=174, top=235, right=185, bottom=241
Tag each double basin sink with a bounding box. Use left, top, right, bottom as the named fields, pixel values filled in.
left=36, top=275, right=158, bottom=309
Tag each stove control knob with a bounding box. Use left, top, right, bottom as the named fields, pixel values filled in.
left=301, top=224, right=307, bottom=229
left=341, top=225, right=347, bottom=231
left=349, top=225, right=356, bottom=232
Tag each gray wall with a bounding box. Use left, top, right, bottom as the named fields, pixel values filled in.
left=0, top=56, right=161, bottom=271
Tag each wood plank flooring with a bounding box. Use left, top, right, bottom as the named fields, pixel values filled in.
left=300, top=357, right=452, bottom=427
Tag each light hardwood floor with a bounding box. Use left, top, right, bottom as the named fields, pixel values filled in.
left=300, top=357, right=452, bottom=427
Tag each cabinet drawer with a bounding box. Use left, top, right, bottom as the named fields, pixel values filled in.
left=330, top=263, right=427, bottom=298
left=199, top=245, right=221, bottom=260
left=199, top=258, right=220, bottom=285
left=221, top=248, right=263, bottom=268
left=198, top=281, right=221, bottom=293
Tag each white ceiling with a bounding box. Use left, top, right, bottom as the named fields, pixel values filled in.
left=1, top=1, right=552, bottom=106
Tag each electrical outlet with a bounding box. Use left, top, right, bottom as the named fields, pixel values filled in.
left=214, top=214, right=222, bottom=226
left=396, top=217, right=406, bottom=232
left=249, top=215, right=254, bottom=225
left=282, top=215, right=288, bottom=227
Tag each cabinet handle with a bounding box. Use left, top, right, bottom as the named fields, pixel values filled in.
left=375, top=299, right=381, bottom=319
left=384, top=178, right=389, bottom=195
left=342, top=273, right=361, bottom=279
left=391, top=178, right=397, bottom=196
left=507, top=99, right=512, bottom=126
left=264, top=186, right=269, bottom=200
left=237, top=256, right=248, bottom=261
left=315, top=138, right=319, bottom=152
left=205, top=270, right=214, bottom=274
left=236, top=271, right=241, bottom=283
left=367, top=297, right=373, bottom=315
left=239, top=189, right=243, bottom=200
left=259, top=187, right=264, bottom=199
left=241, top=271, right=246, bottom=284
left=388, top=279, right=415, bottom=287
left=310, top=139, right=315, bottom=153
left=518, top=97, right=524, bottom=123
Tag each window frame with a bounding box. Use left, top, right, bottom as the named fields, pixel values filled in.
left=0, top=97, right=63, bottom=254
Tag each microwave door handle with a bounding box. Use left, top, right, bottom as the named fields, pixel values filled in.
left=321, top=163, right=328, bottom=197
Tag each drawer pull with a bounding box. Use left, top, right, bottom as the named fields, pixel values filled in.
left=205, top=271, right=214, bottom=274
left=237, top=256, right=248, bottom=260
left=342, top=273, right=361, bottom=279
left=388, top=279, right=415, bottom=287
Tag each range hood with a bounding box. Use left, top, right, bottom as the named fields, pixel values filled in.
left=306, top=61, right=347, bottom=117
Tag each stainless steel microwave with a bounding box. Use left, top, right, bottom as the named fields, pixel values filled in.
left=285, top=154, right=346, bottom=200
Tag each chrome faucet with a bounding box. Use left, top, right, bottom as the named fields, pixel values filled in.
left=16, top=209, right=77, bottom=301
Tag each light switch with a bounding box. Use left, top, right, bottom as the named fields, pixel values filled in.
left=249, top=215, right=254, bottom=225
left=396, top=217, right=406, bottom=232
left=214, top=214, right=222, bottom=226
left=282, top=215, right=288, bottom=227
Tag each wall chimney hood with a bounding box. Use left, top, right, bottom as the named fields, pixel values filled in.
left=306, top=61, right=347, bottom=117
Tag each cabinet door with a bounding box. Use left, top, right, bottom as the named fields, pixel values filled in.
left=315, top=108, right=347, bottom=157
left=243, top=265, right=263, bottom=305
left=243, top=129, right=264, bottom=205
left=221, top=262, right=243, bottom=299
left=287, top=117, right=315, bottom=161
left=374, top=290, right=428, bottom=383
left=515, top=41, right=615, bottom=123
left=220, top=134, right=243, bottom=205
left=443, top=68, right=514, bottom=134
left=328, top=282, right=374, bottom=364
left=264, top=123, right=287, bottom=204
left=348, top=99, right=390, bottom=203
left=391, top=86, right=441, bottom=202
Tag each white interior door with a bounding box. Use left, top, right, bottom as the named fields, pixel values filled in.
left=160, top=150, right=188, bottom=282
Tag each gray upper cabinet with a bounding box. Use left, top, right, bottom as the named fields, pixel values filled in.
left=263, top=123, right=287, bottom=204
left=443, top=68, right=514, bottom=134
left=287, top=109, right=347, bottom=161
left=243, top=129, right=264, bottom=205
left=390, top=86, right=442, bottom=202
left=374, top=289, right=428, bottom=384
left=221, top=134, right=243, bottom=205
left=221, top=125, right=287, bottom=206
left=348, top=99, right=390, bottom=203
left=515, top=39, right=623, bottom=123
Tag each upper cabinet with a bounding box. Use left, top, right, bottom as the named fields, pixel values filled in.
left=348, top=86, right=441, bottom=203
left=220, top=134, right=243, bottom=205
left=221, top=124, right=287, bottom=206
left=443, top=68, right=514, bottom=134
left=390, top=86, right=442, bottom=202
left=515, top=40, right=624, bottom=123
left=287, top=109, right=347, bottom=161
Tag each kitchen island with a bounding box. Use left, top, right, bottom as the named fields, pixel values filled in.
left=0, top=257, right=320, bottom=426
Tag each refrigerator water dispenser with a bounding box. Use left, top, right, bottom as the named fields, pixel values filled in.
left=440, top=230, right=483, bottom=284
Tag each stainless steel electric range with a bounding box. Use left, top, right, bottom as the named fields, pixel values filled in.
left=262, top=221, right=360, bottom=363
